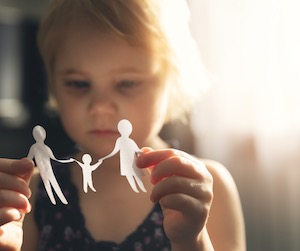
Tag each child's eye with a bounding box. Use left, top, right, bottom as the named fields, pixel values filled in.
left=116, top=80, right=142, bottom=95
left=117, top=80, right=139, bottom=89
left=65, top=80, right=90, bottom=89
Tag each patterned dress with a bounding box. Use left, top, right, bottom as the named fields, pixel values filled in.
left=34, top=162, right=171, bottom=251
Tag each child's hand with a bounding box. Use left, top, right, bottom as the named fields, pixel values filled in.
left=137, top=148, right=213, bottom=249
left=0, top=158, right=34, bottom=250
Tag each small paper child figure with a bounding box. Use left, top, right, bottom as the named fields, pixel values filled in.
left=70, top=154, right=102, bottom=193
left=101, top=119, right=146, bottom=193
left=27, top=125, right=72, bottom=205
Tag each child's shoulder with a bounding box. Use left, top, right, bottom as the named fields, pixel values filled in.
left=199, top=158, right=246, bottom=250
left=200, top=158, right=237, bottom=189
left=199, top=158, right=241, bottom=206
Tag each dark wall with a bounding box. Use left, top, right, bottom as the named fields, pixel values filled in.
left=0, top=17, right=73, bottom=159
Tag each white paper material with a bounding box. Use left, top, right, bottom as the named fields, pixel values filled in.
left=70, top=154, right=103, bottom=193
left=101, top=119, right=146, bottom=193
left=27, top=125, right=71, bottom=205
left=27, top=119, right=146, bottom=205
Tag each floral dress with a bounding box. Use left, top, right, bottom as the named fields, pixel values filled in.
left=34, top=162, right=171, bottom=251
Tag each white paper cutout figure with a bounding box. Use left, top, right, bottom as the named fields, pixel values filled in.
left=101, top=119, right=146, bottom=193
left=27, top=125, right=72, bottom=205
left=26, top=119, right=146, bottom=205
left=70, top=154, right=103, bottom=193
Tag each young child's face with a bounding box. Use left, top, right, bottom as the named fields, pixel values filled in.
left=51, top=18, right=170, bottom=157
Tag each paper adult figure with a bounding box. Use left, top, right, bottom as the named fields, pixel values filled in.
left=70, top=154, right=103, bottom=193
left=27, top=125, right=72, bottom=205
left=101, top=119, right=146, bottom=193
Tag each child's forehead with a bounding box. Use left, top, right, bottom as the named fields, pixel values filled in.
left=54, top=13, right=148, bottom=51
left=50, top=2, right=164, bottom=50
left=53, top=24, right=164, bottom=73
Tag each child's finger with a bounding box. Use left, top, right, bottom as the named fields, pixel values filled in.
left=0, top=173, right=31, bottom=198
left=0, top=208, right=22, bottom=226
left=137, top=147, right=155, bottom=174
left=137, top=148, right=174, bottom=168
left=150, top=176, right=213, bottom=203
left=137, top=149, right=211, bottom=185
left=159, top=193, right=209, bottom=241
left=0, top=158, right=34, bottom=182
left=0, top=191, right=31, bottom=212
left=151, top=156, right=209, bottom=184
left=137, top=148, right=199, bottom=169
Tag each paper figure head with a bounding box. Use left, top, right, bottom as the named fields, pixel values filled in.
left=82, top=153, right=92, bottom=163
left=32, top=125, right=46, bottom=142
left=118, top=119, right=133, bottom=137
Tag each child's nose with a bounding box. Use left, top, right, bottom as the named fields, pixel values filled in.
left=88, top=92, right=118, bottom=115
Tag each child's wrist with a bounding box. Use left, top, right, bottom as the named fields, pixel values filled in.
left=170, top=228, right=214, bottom=251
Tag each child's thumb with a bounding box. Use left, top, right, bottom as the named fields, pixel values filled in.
left=11, top=158, right=35, bottom=183
left=136, top=147, right=154, bottom=174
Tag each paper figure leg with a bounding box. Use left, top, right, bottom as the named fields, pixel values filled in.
left=126, top=175, right=139, bottom=193
left=134, top=175, right=147, bottom=193
left=83, top=180, right=88, bottom=193
left=49, top=175, right=68, bottom=204
left=42, top=178, right=56, bottom=205
left=87, top=182, right=96, bottom=192
left=87, top=178, right=96, bottom=192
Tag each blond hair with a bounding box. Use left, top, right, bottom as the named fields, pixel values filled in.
left=38, top=0, right=208, bottom=122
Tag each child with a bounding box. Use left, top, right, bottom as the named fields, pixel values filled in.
left=0, top=0, right=246, bottom=250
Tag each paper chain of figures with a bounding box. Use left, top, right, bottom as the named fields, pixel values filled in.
left=27, top=119, right=146, bottom=205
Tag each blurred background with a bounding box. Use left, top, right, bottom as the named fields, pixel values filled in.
left=0, top=0, right=73, bottom=158
left=0, top=0, right=300, bottom=250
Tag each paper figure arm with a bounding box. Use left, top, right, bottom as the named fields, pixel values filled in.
left=67, top=158, right=83, bottom=165
left=100, top=140, right=120, bottom=161
left=91, top=159, right=103, bottom=169
left=27, top=145, right=35, bottom=160
left=42, top=146, right=72, bottom=164
left=42, top=145, right=60, bottom=161
left=67, top=158, right=98, bottom=168
left=56, top=158, right=74, bottom=164
left=128, top=138, right=142, bottom=152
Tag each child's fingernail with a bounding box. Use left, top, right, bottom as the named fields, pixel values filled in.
left=21, top=201, right=32, bottom=214
left=26, top=203, right=32, bottom=213
left=8, top=208, right=22, bottom=221
left=21, top=158, right=34, bottom=168
left=135, top=153, right=144, bottom=167
left=26, top=188, right=32, bottom=199
left=135, top=150, right=143, bottom=157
